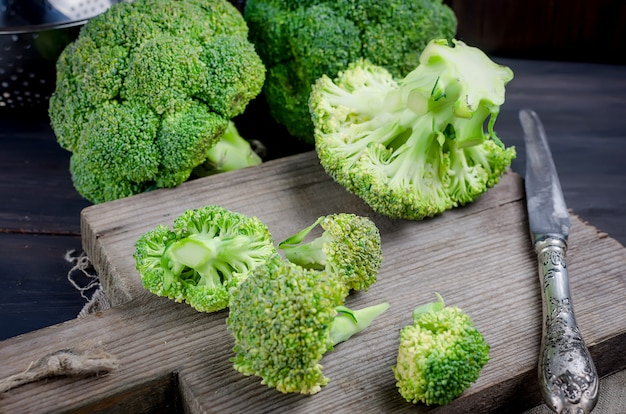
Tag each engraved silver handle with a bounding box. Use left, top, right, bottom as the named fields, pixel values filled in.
left=535, top=236, right=599, bottom=414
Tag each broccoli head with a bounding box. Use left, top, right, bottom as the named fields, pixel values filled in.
left=392, top=293, right=490, bottom=406
left=244, top=0, right=457, bottom=143
left=309, top=39, right=516, bottom=220
left=133, top=205, right=276, bottom=313
left=278, top=213, right=382, bottom=293
left=49, top=0, right=266, bottom=204
left=227, top=255, right=389, bottom=394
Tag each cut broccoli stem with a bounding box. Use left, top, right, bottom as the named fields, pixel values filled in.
left=194, top=121, right=262, bottom=177
left=167, top=238, right=217, bottom=269
left=329, top=302, right=390, bottom=345
left=165, top=238, right=221, bottom=287
left=164, top=234, right=260, bottom=289
left=281, top=236, right=327, bottom=270
left=278, top=216, right=327, bottom=269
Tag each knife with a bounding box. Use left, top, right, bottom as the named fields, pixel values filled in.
left=520, top=109, right=599, bottom=414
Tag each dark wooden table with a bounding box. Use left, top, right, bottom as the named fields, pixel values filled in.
left=1, top=57, right=625, bottom=411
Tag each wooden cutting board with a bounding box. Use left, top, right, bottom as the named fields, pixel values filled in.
left=1, top=151, right=625, bottom=413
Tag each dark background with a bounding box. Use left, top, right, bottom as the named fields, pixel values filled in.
left=446, top=0, right=626, bottom=65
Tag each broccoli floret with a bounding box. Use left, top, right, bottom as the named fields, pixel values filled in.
left=392, top=293, right=490, bottom=406
left=244, top=0, right=457, bottom=143
left=67, top=100, right=161, bottom=202
left=192, top=121, right=262, bottom=178
left=133, top=205, right=276, bottom=313
left=278, top=213, right=382, bottom=293
left=49, top=0, right=266, bottom=204
left=309, top=39, right=516, bottom=220
left=227, top=255, right=389, bottom=394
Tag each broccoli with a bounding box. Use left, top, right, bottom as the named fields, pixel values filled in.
left=133, top=205, right=276, bottom=313
left=191, top=121, right=263, bottom=178
left=227, top=255, right=389, bottom=394
left=278, top=213, right=382, bottom=293
left=49, top=0, right=266, bottom=204
left=243, top=0, right=457, bottom=143
left=309, top=39, right=516, bottom=220
left=392, top=293, right=490, bottom=406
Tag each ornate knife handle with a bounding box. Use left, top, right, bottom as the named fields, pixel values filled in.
left=535, top=236, right=599, bottom=414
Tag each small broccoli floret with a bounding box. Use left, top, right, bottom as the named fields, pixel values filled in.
left=49, top=0, right=266, bottom=204
left=134, top=205, right=276, bottom=313
left=309, top=39, right=516, bottom=220
left=227, top=255, right=389, bottom=394
left=192, top=121, right=262, bottom=178
left=392, top=293, right=490, bottom=406
left=278, top=213, right=382, bottom=293
left=244, top=0, right=457, bottom=143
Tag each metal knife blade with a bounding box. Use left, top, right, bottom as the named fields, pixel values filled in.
left=521, top=109, right=570, bottom=243
left=520, top=109, right=599, bottom=414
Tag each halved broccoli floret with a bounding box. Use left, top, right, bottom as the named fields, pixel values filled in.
left=134, top=205, right=276, bottom=313
left=309, top=39, right=516, bottom=220
left=227, top=255, right=389, bottom=394
left=278, top=213, right=382, bottom=293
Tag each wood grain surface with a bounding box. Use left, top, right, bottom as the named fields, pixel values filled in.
left=1, top=151, right=625, bottom=413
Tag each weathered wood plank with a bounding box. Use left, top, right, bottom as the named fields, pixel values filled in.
left=1, top=151, right=625, bottom=413
left=79, top=151, right=527, bottom=306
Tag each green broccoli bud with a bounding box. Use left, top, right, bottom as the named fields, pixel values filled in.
left=278, top=213, right=382, bottom=292
left=392, top=293, right=490, bottom=406
left=309, top=39, right=516, bottom=220
left=68, top=100, right=161, bottom=204
left=197, top=34, right=267, bottom=120
left=227, top=255, right=389, bottom=395
left=155, top=101, right=230, bottom=188
left=134, top=205, right=276, bottom=313
left=122, top=35, right=209, bottom=115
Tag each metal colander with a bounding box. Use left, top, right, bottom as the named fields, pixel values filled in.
left=0, top=0, right=125, bottom=110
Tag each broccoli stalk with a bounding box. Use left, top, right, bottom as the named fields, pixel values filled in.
left=134, top=205, right=275, bottom=313
left=164, top=233, right=264, bottom=289
left=310, top=39, right=516, bottom=220
left=192, top=121, right=262, bottom=178
left=227, top=255, right=389, bottom=395
left=330, top=303, right=390, bottom=345
left=278, top=213, right=382, bottom=292
left=278, top=216, right=329, bottom=269
left=392, top=293, right=490, bottom=406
